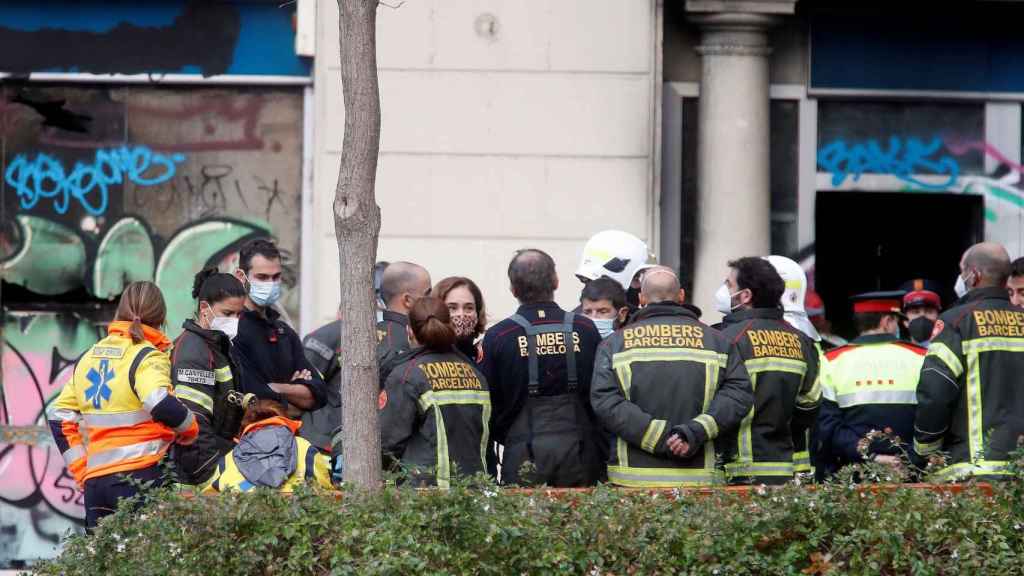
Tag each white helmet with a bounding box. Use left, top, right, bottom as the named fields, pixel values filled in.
left=763, top=255, right=821, bottom=342
left=576, top=230, right=654, bottom=290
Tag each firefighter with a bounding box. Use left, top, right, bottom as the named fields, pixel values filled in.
left=764, top=255, right=825, bottom=477
left=715, top=257, right=820, bottom=485
left=47, top=282, right=199, bottom=530
left=170, top=268, right=248, bottom=487
left=301, top=306, right=343, bottom=450
left=204, top=399, right=334, bottom=493
left=817, top=291, right=926, bottom=476
left=914, top=242, right=1024, bottom=481
left=591, top=266, right=753, bottom=487
left=377, top=261, right=432, bottom=387
left=481, top=249, right=605, bottom=486
left=378, top=296, right=491, bottom=487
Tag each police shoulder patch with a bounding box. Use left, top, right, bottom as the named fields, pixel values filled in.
left=931, top=319, right=945, bottom=340
left=378, top=389, right=388, bottom=410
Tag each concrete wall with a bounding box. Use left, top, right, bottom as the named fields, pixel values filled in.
left=311, top=0, right=660, bottom=326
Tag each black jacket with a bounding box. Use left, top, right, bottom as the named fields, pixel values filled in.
left=170, top=320, right=245, bottom=485
left=232, top=306, right=327, bottom=411
left=717, top=308, right=820, bottom=484
left=380, top=348, right=491, bottom=487
left=301, top=320, right=343, bottom=450
left=480, top=302, right=605, bottom=486
left=915, top=287, right=1024, bottom=481
left=377, top=310, right=411, bottom=388
left=591, top=303, right=753, bottom=487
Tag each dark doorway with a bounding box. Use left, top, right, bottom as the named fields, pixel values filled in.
left=815, top=191, right=985, bottom=340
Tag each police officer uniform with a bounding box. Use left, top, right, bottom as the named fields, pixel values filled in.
left=302, top=319, right=343, bottom=449
left=377, top=310, right=411, bottom=388
left=591, top=302, right=753, bottom=487
left=915, top=286, right=1024, bottom=481
left=48, top=322, right=199, bottom=528
left=817, top=292, right=925, bottom=475
left=170, top=319, right=246, bottom=485
left=380, top=348, right=492, bottom=487
left=717, top=308, right=820, bottom=485
left=481, top=303, right=604, bottom=487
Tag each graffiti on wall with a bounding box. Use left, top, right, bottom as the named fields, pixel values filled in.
left=0, top=85, right=303, bottom=567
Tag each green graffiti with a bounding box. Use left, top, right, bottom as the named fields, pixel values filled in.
left=155, top=220, right=268, bottom=338
left=91, top=217, right=156, bottom=300
left=1, top=216, right=86, bottom=295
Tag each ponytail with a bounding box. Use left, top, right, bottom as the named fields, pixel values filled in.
left=115, top=282, right=167, bottom=343
left=408, top=296, right=456, bottom=351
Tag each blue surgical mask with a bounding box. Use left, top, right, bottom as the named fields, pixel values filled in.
left=591, top=317, right=615, bottom=339
left=247, top=276, right=282, bottom=307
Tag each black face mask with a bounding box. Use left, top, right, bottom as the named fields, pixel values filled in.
left=908, top=316, right=936, bottom=344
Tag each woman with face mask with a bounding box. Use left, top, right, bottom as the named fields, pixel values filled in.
left=432, top=276, right=488, bottom=361
left=170, top=268, right=248, bottom=487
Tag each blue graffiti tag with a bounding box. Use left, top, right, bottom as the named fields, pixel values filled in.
left=4, top=146, right=186, bottom=215
left=816, top=136, right=960, bottom=191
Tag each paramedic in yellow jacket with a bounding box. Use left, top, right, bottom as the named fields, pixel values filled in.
left=47, top=282, right=199, bottom=530
left=204, top=399, right=334, bottom=492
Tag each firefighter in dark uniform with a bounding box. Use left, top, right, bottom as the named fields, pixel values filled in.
left=915, top=242, right=1024, bottom=481
left=301, top=311, right=343, bottom=450
left=379, top=296, right=491, bottom=487
left=376, top=261, right=432, bottom=388
left=817, top=291, right=926, bottom=476
left=591, top=267, right=753, bottom=487
left=171, top=269, right=248, bottom=487
left=481, top=249, right=604, bottom=486
left=715, top=258, right=820, bottom=485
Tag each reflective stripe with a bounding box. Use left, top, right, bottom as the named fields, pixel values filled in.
left=48, top=408, right=80, bottom=423
left=479, top=395, right=492, bottom=473
left=926, top=342, right=964, bottom=379
left=797, top=373, right=822, bottom=408
left=725, top=461, right=795, bottom=478
left=175, top=385, right=214, bottom=413
left=693, top=414, right=719, bottom=441
left=702, top=359, right=718, bottom=472
left=142, top=388, right=169, bottom=412
left=434, top=405, right=450, bottom=489
left=961, top=336, right=1024, bottom=355
left=174, top=411, right=196, bottom=434
left=641, top=419, right=666, bottom=453
left=617, top=436, right=629, bottom=469
left=737, top=372, right=757, bottom=462
left=83, top=410, right=152, bottom=428
left=430, top=390, right=490, bottom=405
left=821, top=382, right=837, bottom=402
left=417, top=390, right=435, bottom=412
left=61, top=445, right=86, bottom=466
left=965, top=352, right=984, bottom=465
left=88, top=439, right=168, bottom=468
left=834, top=389, right=916, bottom=409
left=930, top=460, right=1012, bottom=482
left=744, top=357, right=807, bottom=376
left=214, top=366, right=233, bottom=383
left=913, top=437, right=943, bottom=456
left=613, top=348, right=725, bottom=369
left=607, top=465, right=724, bottom=487
left=793, top=450, right=811, bottom=472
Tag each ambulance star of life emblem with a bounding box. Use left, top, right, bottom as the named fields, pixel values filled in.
left=85, top=359, right=115, bottom=409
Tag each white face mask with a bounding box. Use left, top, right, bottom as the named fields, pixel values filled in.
left=591, top=317, right=615, bottom=339
left=210, top=316, right=239, bottom=340
left=715, top=283, right=743, bottom=315
left=204, top=304, right=239, bottom=340
left=954, top=270, right=974, bottom=299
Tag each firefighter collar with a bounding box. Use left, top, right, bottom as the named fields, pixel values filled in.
left=632, top=302, right=698, bottom=323
left=963, top=286, right=1012, bottom=304
left=722, top=307, right=785, bottom=324
left=181, top=319, right=231, bottom=352
left=382, top=310, right=409, bottom=326
left=107, top=321, right=173, bottom=352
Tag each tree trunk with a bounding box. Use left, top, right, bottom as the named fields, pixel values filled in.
left=335, top=0, right=382, bottom=490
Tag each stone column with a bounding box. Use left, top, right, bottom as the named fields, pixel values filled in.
left=686, top=1, right=796, bottom=322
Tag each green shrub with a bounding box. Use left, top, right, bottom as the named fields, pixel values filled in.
left=31, top=469, right=1024, bottom=576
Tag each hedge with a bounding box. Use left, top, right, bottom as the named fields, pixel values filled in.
left=31, top=456, right=1024, bottom=576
